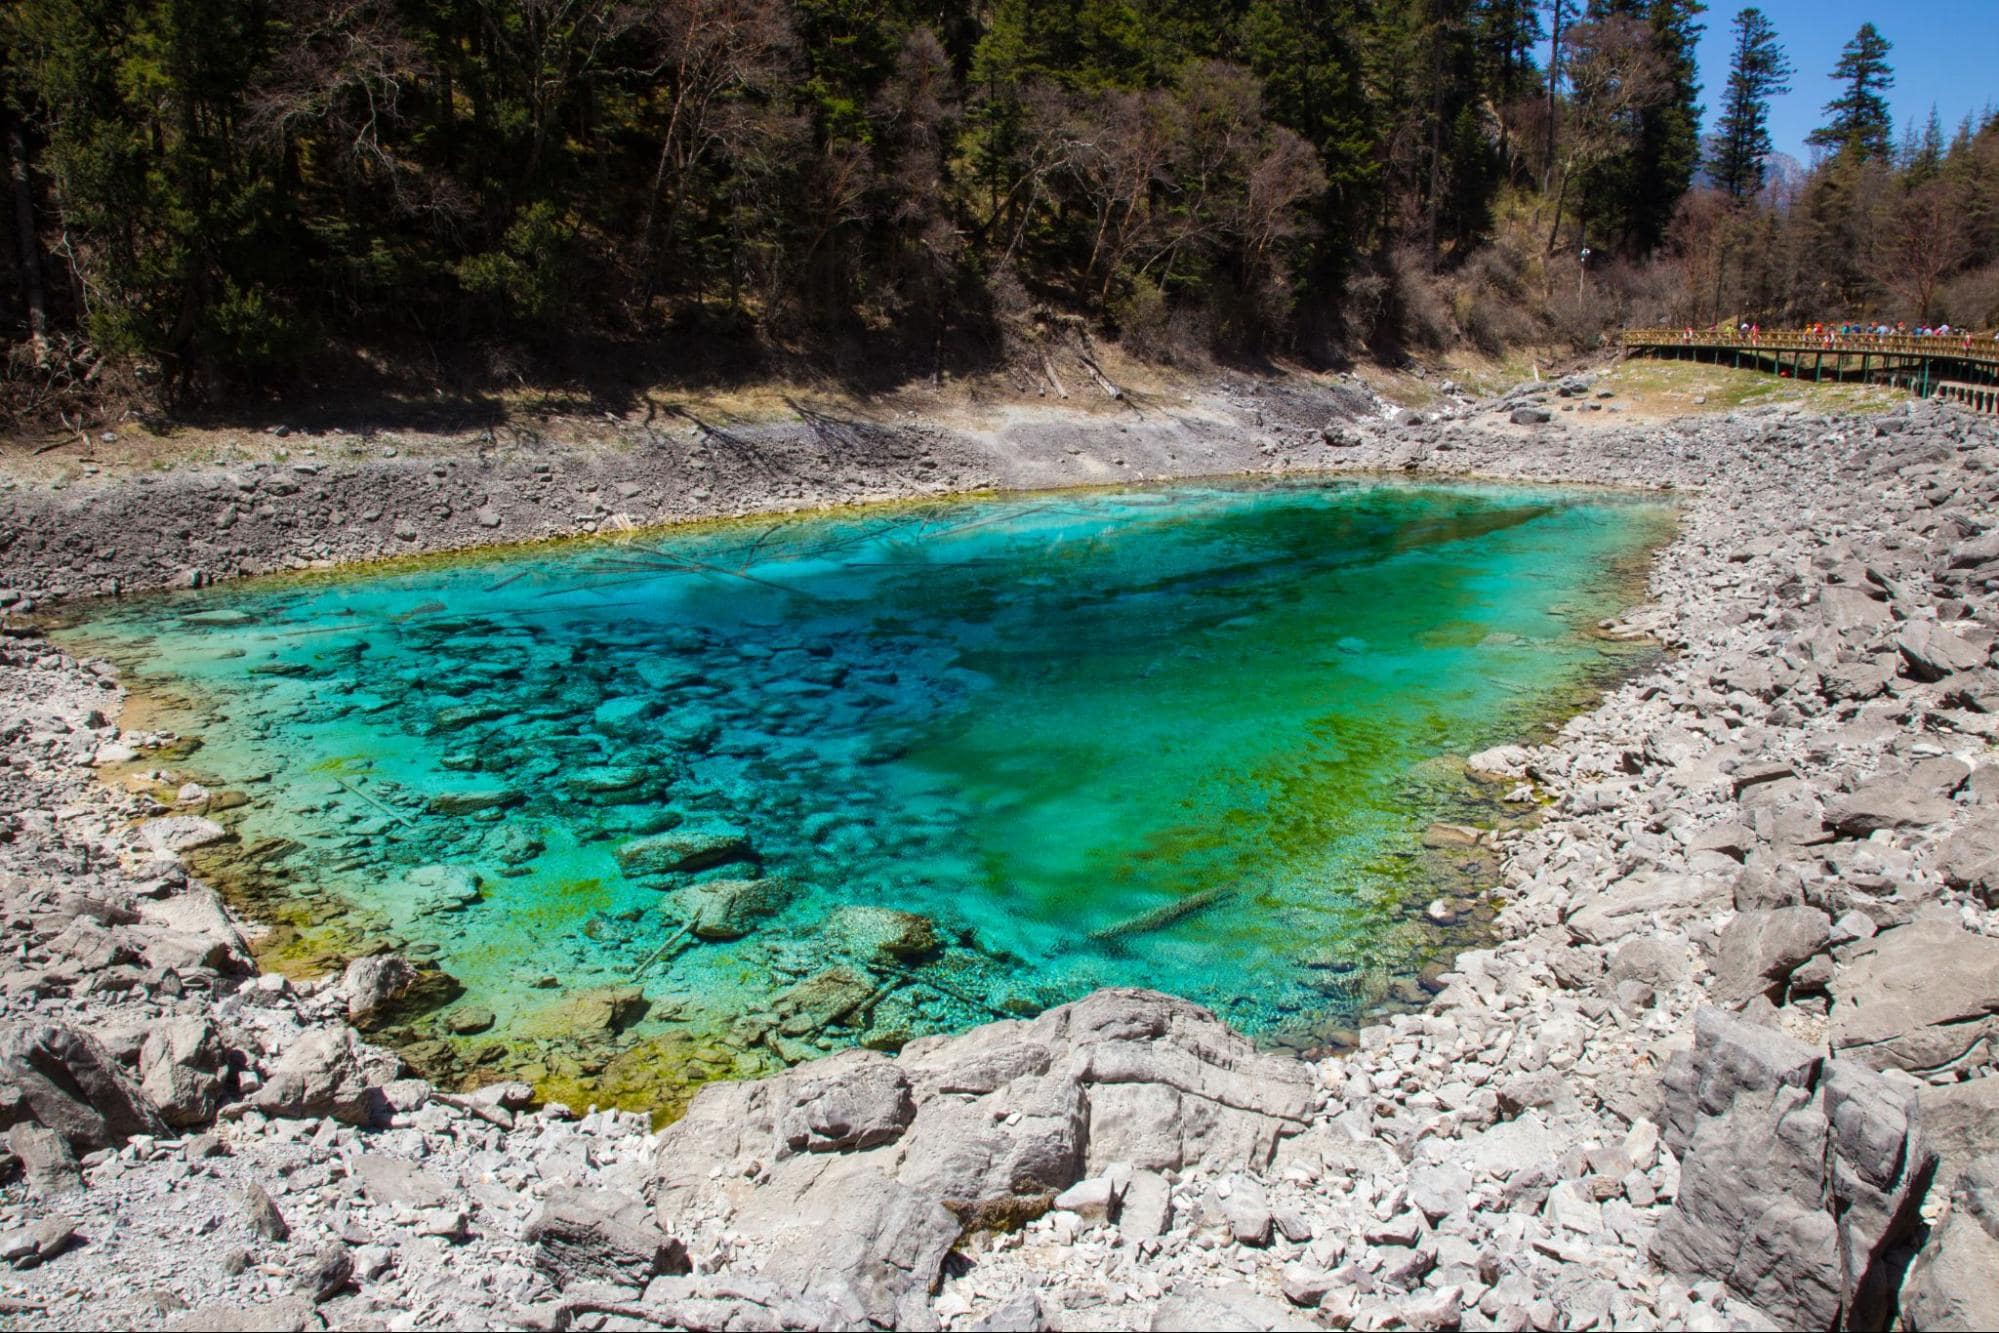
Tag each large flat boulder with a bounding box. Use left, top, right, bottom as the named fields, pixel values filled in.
left=1709, top=906, right=1830, bottom=1006
left=653, top=989, right=1312, bottom=1324
left=1825, top=775, right=1957, bottom=836
left=1898, top=622, right=1987, bottom=682
left=1652, top=1007, right=1933, bottom=1330
left=1564, top=871, right=1732, bottom=946
left=1831, top=912, right=1999, bottom=1077
left=1919, top=1075, right=1999, bottom=1191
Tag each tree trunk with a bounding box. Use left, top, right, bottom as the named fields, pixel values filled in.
left=3, top=102, right=50, bottom=366
left=1544, top=2, right=1566, bottom=184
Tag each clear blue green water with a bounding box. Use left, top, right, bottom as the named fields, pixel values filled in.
left=61, top=479, right=1672, bottom=1111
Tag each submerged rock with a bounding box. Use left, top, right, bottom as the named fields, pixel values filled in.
left=387, top=864, right=482, bottom=919
left=684, top=877, right=792, bottom=940
left=593, top=696, right=659, bottom=738
left=616, top=825, right=756, bottom=876
left=830, top=905, right=939, bottom=961
left=773, top=968, right=877, bottom=1036
left=517, top=985, right=647, bottom=1039
left=424, top=788, right=521, bottom=815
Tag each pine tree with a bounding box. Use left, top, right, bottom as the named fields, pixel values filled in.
left=1806, top=22, right=1894, bottom=162
left=1627, top=0, right=1705, bottom=250
left=1472, top=0, right=1543, bottom=103
left=1903, top=105, right=1945, bottom=185
left=1709, top=6, right=1790, bottom=201
left=1569, top=0, right=1704, bottom=254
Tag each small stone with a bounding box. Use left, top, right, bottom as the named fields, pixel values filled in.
left=297, top=1244, right=353, bottom=1302
left=243, top=1183, right=290, bottom=1241
left=1052, top=1176, right=1122, bottom=1222
left=1214, top=1174, right=1274, bottom=1246
left=1544, top=1179, right=1602, bottom=1234
left=446, top=1005, right=496, bottom=1035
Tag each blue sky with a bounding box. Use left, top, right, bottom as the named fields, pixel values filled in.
left=1684, top=2, right=1998, bottom=162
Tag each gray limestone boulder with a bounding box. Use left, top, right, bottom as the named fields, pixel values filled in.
left=524, top=1186, right=689, bottom=1288
left=1464, top=744, right=1534, bottom=781
left=724, top=1157, right=958, bottom=1327
left=1936, top=811, right=1999, bottom=904
left=6, top=1122, right=82, bottom=1196
left=1652, top=1006, right=1933, bottom=1330
left=139, top=815, right=231, bottom=858
left=0, top=1021, right=168, bottom=1150
left=1898, top=622, right=1987, bottom=682
left=653, top=989, right=1311, bottom=1323
left=1609, top=937, right=1692, bottom=990
left=1214, top=1173, right=1274, bottom=1246
left=138, top=1015, right=227, bottom=1127
left=775, top=1054, right=915, bottom=1154
left=253, top=1028, right=384, bottom=1126
left=340, top=953, right=420, bottom=1026
left=1821, top=586, right=1893, bottom=631
left=1831, top=912, right=1999, bottom=1077
left=1826, top=775, right=1957, bottom=836
left=1918, top=1076, right=1999, bottom=1191
left=1709, top=906, right=1831, bottom=1005
left=1901, top=1156, right=1999, bottom=1331
left=1564, top=872, right=1732, bottom=946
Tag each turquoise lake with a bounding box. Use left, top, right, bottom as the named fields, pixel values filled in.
left=61, top=479, right=1674, bottom=1112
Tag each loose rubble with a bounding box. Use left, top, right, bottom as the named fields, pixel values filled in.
left=4, top=381, right=1999, bottom=1330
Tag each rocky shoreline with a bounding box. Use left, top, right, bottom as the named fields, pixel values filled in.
left=4, top=378, right=1999, bottom=1331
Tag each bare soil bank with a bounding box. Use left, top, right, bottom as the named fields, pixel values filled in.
left=0, top=377, right=1380, bottom=609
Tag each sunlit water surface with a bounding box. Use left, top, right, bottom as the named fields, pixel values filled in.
left=61, top=479, right=1674, bottom=1112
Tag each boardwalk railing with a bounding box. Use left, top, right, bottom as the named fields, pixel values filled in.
left=1621, top=327, right=1999, bottom=413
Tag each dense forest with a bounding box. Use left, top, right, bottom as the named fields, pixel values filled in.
left=0, top=0, right=1996, bottom=419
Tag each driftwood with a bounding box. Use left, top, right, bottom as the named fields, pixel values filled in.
left=1076, top=351, right=1123, bottom=400
left=1041, top=354, right=1070, bottom=399
left=631, top=921, right=696, bottom=981
left=866, top=959, right=1011, bottom=1020
left=331, top=774, right=414, bottom=828
left=1087, top=884, right=1235, bottom=946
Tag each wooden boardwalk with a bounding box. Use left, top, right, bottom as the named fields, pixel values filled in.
left=1622, top=328, right=1999, bottom=413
